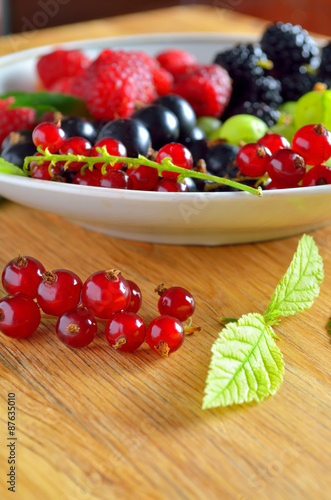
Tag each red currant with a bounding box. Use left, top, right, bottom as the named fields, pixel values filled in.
left=59, top=136, right=92, bottom=172
left=29, top=153, right=62, bottom=180
left=126, top=165, right=159, bottom=191
left=154, top=178, right=188, bottom=192
left=126, top=280, right=142, bottom=313
left=266, top=149, right=306, bottom=187
left=146, top=315, right=185, bottom=357
left=156, top=285, right=195, bottom=322
left=105, top=311, right=146, bottom=352
left=73, top=169, right=101, bottom=186
left=56, top=307, right=97, bottom=348
left=302, top=164, right=331, bottom=186
left=36, top=269, right=83, bottom=316
left=2, top=255, right=45, bottom=298
left=32, top=122, right=66, bottom=153
left=0, top=293, right=41, bottom=338
left=99, top=170, right=132, bottom=189
left=156, top=143, right=193, bottom=179
left=82, top=269, right=130, bottom=319
left=292, top=124, right=331, bottom=165
left=258, top=133, right=290, bottom=154
left=236, top=143, right=271, bottom=177
left=92, top=138, right=127, bottom=171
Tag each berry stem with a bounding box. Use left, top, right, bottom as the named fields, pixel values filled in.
left=218, top=316, right=239, bottom=325
left=23, top=147, right=263, bottom=197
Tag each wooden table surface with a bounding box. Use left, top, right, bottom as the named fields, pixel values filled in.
left=1, top=6, right=331, bottom=500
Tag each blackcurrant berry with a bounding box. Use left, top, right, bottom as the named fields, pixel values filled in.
left=154, top=94, right=196, bottom=136
left=97, top=118, right=151, bottom=157
left=133, top=105, right=180, bottom=150
left=1, top=142, right=36, bottom=169
left=60, top=117, right=98, bottom=144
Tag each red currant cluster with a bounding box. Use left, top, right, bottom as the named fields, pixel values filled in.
left=30, top=121, right=193, bottom=192
left=236, top=124, right=331, bottom=188
left=0, top=255, right=197, bottom=357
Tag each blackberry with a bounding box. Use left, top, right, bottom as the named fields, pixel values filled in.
left=214, top=43, right=269, bottom=84
left=261, top=22, right=320, bottom=76
left=248, top=76, right=283, bottom=108
left=231, top=102, right=281, bottom=127
left=280, top=70, right=318, bottom=102
left=319, top=43, right=331, bottom=79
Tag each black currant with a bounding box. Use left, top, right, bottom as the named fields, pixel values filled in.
left=60, top=117, right=98, bottom=144
left=205, top=143, right=239, bottom=177
left=133, top=105, right=179, bottom=150
left=1, top=130, right=33, bottom=152
left=154, top=94, right=196, bottom=136
left=97, top=118, right=151, bottom=157
left=1, top=142, right=36, bottom=168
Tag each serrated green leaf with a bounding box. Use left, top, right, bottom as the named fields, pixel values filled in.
left=202, top=313, right=284, bottom=409
left=0, top=157, right=27, bottom=176
left=264, top=234, right=324, bottom=322
left=0, top=91, right=90, bottom=118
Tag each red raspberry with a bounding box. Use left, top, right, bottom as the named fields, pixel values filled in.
left=49, top=75, right=87, bottom=98
left=156, top=49, right=197, bottom=81
left=85, top=69, right=137, bottom=120
left=152, top=67, right=174, bottom=96
left=173, top=64, right=232, bottom=117
left=0, top=98, right=36, bottom=145
left=37, top=49, right=90, bottom=89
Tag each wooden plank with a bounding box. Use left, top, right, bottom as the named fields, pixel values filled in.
left=0, top=6, right=331, bottom=500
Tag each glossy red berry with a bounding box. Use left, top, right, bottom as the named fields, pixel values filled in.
left=258, top=133, right=290, bottom=154
left=126, top=280, right=142, bottom=313
left=156, top=142, right=193, bottom=179
left=99, top=170, right=132, bottom=189
left=156, top=285, right=195, bottom=322
left=82, top=269, right=130, bottom=319
left=292, top=124, right=331, bottom=165
left=32, top=122, right=66, bottom=153
left=154, top=178, right=188, bottom=192
left=56, top=307, right=97, bottom=348
left=59, top=136, right=92, bottom=172
left=30, top=161, right=62, bottom=180
left=236, top=143, right=271, bottom=177
left=0, top=293, right=41, bottom=338
left=302, top=164, right=331, bottom=186
left=2, top=255, right=45, bottom=298
left=73, top=169, right=101, bottom=186
left=105, top=311, right=146, bottom=352
left=92, top=138, right=127, bottom=171
left=266, top=149, right=306, bottom=187
left=36, top=269, right=82, bottom=316
left=146, top=315, right=185, bottom=357
left=127, top=164, right=159, bottom=191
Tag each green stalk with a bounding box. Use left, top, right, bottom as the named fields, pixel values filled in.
left=23, top=146, right=263, bottom=197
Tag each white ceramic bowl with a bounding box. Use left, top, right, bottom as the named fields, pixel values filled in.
left=0, top=33, right=331, bottom=245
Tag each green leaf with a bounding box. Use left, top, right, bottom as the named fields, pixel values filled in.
left=0, top=91, right=90, bottom=118
left=264, top=234, right=324, bottom=322
left=202, top=313, right=284, bottom=409
left=0, top=157, right=28, bottom=176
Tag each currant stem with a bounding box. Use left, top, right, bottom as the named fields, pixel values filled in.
left=23, top=147, right=263, bottom=197
left=218, top=316, right=239, bottom=325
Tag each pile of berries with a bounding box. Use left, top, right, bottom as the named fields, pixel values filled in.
left=236, top=124, right=331, bottom=189
left=0, top=255, right=198, bottom=357
left=36, top=48, right=232, bottom=120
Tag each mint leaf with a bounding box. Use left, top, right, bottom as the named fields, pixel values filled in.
left=264, top=234, right=324, bottom=322
left=1, top=91, right=90, bottom=118
left=203, top=313, right=284, bottom=409
left=0, top=157, right=28, bottom=176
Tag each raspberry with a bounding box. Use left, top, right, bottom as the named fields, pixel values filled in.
left=173, top=64, right=232, bottom=117
left=0, top=98, right=36, bottom=145
left=37, top=49, right=91, bottom=89
left=152, top=67, right=174, bottom=96
left=83, top=50, right=155, bottom=119
left=85, top=69, right=137, bottom=120
left=49, top=75, right=87, bottom=98
left=156, top=49, right=197, bottom=81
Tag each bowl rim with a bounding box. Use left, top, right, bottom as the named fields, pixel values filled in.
left=0, top=31, right=329, bottom=201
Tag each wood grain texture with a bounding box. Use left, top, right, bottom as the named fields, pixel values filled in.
left=0, top=6, right=331, bottom=500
